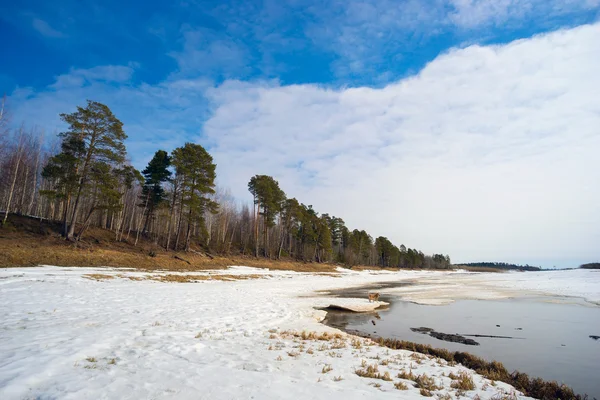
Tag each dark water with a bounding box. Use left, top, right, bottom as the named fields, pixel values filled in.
left=322, top=291, right=600, bottom=398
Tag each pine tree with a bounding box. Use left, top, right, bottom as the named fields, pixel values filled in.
left=171, top=143, right=217, bottom=251
left=140, top=150, right=171, bottom=235
left=42, top=101, right=127, bottom=239
left=248, top=175, right=286, bottom=257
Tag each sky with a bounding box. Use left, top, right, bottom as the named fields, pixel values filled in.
left=2, top=0, right=600, bottom=268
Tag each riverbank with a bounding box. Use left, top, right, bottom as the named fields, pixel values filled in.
left=1, top=266, right=537, bottom=400
left=373, top=269, right=600, bottom=306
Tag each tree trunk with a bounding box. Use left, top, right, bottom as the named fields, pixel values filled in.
left=2, top=129, right=25, bottom=226
left=254, top=198, right=260, bottom=257
left=2, top=156, right=21, bottom=225
left=135, top=190, right=151, bottom=246
left=165, top=183, right=178, bottom=251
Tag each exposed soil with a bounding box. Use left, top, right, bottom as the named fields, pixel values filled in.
left=0, top=214, right=339, bottom=273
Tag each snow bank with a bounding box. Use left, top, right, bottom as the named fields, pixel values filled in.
left=385, top=269, right=600, bottom=306
left=0, top=266, right=541, bottom=399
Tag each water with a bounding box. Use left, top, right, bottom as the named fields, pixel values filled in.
left=322, top=290, right=600, bottom=397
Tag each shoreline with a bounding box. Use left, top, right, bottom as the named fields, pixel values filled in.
left=318, top=292, right=590, bottom=399
left=1, top=265, right=596, bottom=399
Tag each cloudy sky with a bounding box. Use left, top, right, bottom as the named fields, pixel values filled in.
left=2, top=0, right=599, bottom=267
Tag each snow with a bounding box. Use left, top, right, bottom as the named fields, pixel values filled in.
left=385, top=269, right=600, bottom=306
left=2, top=266, right=589, bottom=399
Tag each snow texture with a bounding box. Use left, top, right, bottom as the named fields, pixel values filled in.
left=2, top=266, right=591, bottom=399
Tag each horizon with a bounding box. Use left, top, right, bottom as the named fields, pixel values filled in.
left=2, top=1, right=599, bottom=269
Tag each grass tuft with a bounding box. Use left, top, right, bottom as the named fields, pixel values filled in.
left=322, top=364, right=333, bottom=374
left=450, top=371, right=476, bottom=390
left=361, top=335, right=587, bottom=399
left=397, top=369, right=416, bottom=381
left=415, top=374, right=440, bottom=391
left=394, top=381, right=409, bottom=390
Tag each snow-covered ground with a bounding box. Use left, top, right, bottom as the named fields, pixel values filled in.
left=1, top=266, right=594, bottom=399
left=386, top=269, right=600, bottom=305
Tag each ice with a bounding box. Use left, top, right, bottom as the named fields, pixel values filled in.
left=0, top=266, right=573, bottom=399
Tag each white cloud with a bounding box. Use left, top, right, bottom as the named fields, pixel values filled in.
left=203, top=23, right=600, bottom=266
left=304, top=0, right=600, bottom=78
left=50, top=65, right=136, bottom=89
left=168, top=27, right=251, bottom=79
left=7, top=23, right=600, bottom=267
left=447, top=0, right=599, bottom=28
left=31, top=18, right=66, bottom=38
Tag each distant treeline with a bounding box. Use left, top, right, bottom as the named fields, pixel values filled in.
left=456, top=262, right=541, bottom=271
left=0, top=100, right=452, bottom=269
left=580, top=263, right=600, bottom=269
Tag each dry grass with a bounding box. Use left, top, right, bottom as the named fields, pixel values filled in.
left=420, top=388, right=434, bottom=397
left=397, top=369, right=416, bottom=381
left=394, top=381, right=409, bottom=390
left=355, top=363, right=392, bottom=381
left=450, top=372, right=476, bottom=390
left=85, top=357, right=97, bottom=363
left=364, top=335, right=587, bottom=400
left=82, top=274, right=114, bottom=281
left=0, top=215, right=343, bottom=273
left=415, top=374, right=441, bottom=391
left=321, top=364, right=333, bottom=374
left=150, top=274, right=265, bottom=283
left=491, top=390, right=518, bottom=400
left=333, top=376, right=343, bottom=382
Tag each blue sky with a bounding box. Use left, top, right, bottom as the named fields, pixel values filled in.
left=3, top=0, right=598, bottom=90
left=2, top=0, right=600, bottom=267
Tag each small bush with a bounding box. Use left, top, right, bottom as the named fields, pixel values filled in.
left=415, top=374, right=440, bottom=391
left=364, top=335, right=586, bottom=399
left=322, top=364, right=333, bottom=374
left=450, top=372, right=475, bottom=390
left=397, top=369, right=416, bottom=381
left=394, top=381, right=409, bottom=390
left=420, top=388, right=433, bottom=397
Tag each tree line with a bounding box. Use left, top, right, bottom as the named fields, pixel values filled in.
left=456, top=262, right=541, bottom=271
left=580, top=263, right=600, bottom=270
left=0, top=100, right=452, bottom=269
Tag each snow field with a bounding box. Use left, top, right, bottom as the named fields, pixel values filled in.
left=2, top=266, right=589, bottom=399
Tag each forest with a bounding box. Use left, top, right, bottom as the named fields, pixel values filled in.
left=456, top=262, right=542, bottom=271
left=580, top=263, right=600, bottom=269
left=0, top=100, right=452, bottom=269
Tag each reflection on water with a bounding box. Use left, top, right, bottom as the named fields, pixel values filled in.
left=322, top=294, right=600, bottom=398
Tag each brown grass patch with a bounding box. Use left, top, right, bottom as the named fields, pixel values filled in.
left=82, top=274, right=114, bottom=281
left=415, top=374, right=441, bottom=391
left=355, top=363, right=392, bottom=381
left=450, top=371, right=476, bottom=390
left=149, top=274, right=265, bottom=283
left=397, top=369, right=416, bottom=381
left=0, top=215, right=341, bottom=273
left=394, top=381, right=409, bottom=390
left=365, top=335, right=586, bottom=399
